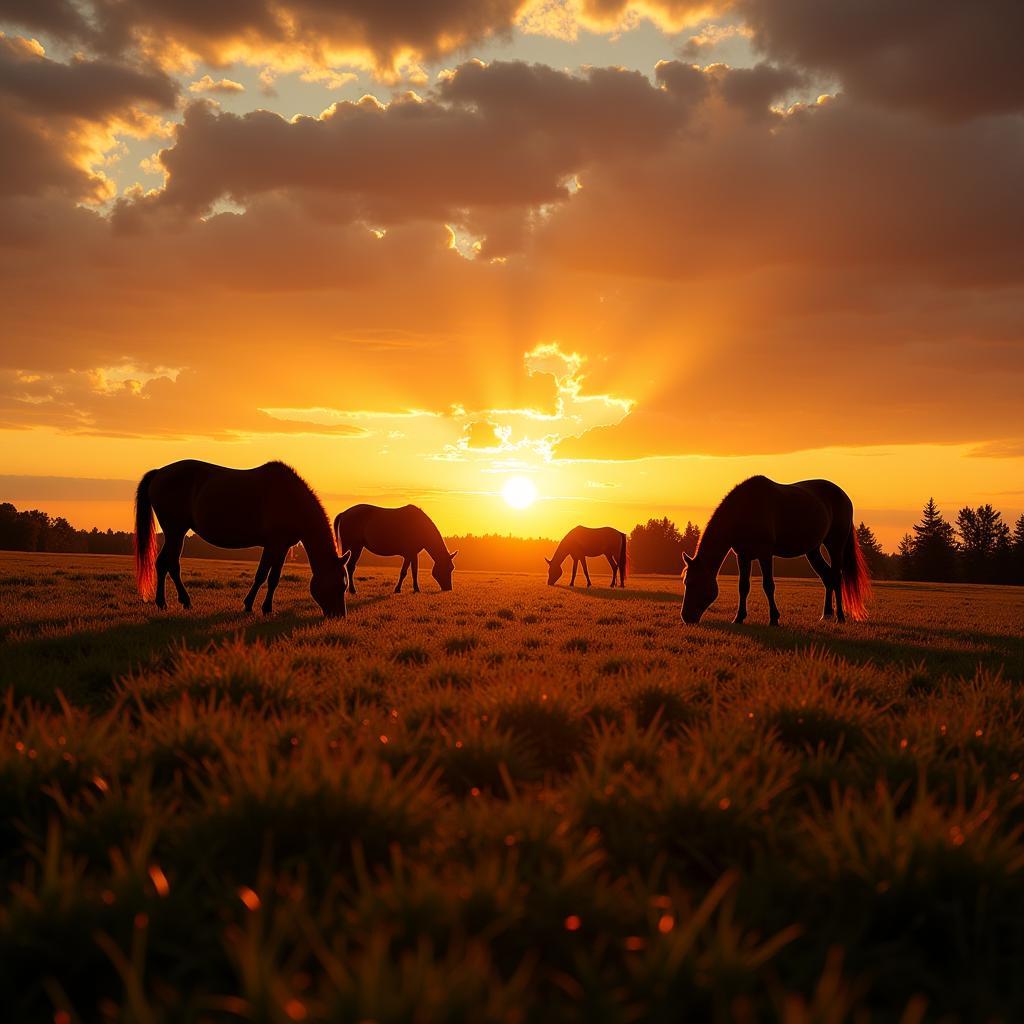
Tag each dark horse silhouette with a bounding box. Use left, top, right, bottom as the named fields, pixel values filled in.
left=134, top=460, right=350, bottom=617
left=546, top=526, right=627, bottom=587
left=681, top=476, right=870, bottom=626
left=333, top=504, right=457, bottom=594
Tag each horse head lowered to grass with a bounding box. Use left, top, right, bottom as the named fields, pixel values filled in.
left=681, top=476, right=870, bottom=626
left=134, top=460, right=350, bottom=617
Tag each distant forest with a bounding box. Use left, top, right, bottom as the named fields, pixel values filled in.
left=2, top=499, right=1023, bottom=585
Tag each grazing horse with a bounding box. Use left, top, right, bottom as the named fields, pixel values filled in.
left=334, top=504, right=457, bottom=594
left=134, top=460, right=350, bottom=617
left=681, top=476, right=870, bottom=626
left=546, top=526, right=627, bottom=588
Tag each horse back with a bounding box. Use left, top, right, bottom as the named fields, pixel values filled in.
left=564, top=525, right=622, bottom=557
left=146, top=461, right=295, bottom=546
left=335, top=503, right=437, bottom=556
left=738, top=478, right=849, bottom=554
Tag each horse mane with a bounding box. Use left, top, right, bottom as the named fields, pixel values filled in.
left=264, top=461, right=336, bottom=551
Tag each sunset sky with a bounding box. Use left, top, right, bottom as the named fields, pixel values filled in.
left=1, top=1, right=1022, bottom=547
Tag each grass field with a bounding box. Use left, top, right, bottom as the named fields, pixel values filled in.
left=2, top=551, right=1024, bottom=1022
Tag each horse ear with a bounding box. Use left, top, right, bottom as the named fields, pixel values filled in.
left=682, top=552, right=693, bottom=567
left=340, top=550, right=351, bottom=567
left=448, top=549, right=458, bottom=560
left=544, top=557, right=552, bottom=565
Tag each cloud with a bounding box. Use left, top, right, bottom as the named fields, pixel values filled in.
left=0, top=34, right=177, bottom=200
left=736, top=0, right=1024, bottom=119
left=462, top=419, right=512, bottom=450
left=123, top=61, right=689, bottom=223
left=1, top=38, right=1023, bottom=462
left=0, top=0, right=527, bottom=76
left=188, top=74, right=245, bottom=95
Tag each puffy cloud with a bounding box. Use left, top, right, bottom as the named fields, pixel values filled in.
left=128, top=61, right=689, bottom=221
left=462, top=420, right=512, bottom=450
left=0, top=0, right=526, bottom=75
left=737, top=0, right=1024, bottom=119
left=0, top=34, right=177, bottom=200
left=188, top=74, right=244, bottom=94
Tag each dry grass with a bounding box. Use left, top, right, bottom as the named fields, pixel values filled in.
left=1, top=551, right=1023, bottom=1022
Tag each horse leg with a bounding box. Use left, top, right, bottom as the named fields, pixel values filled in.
left=345, top=545, right=362, bottom=595
left=582, top=558, right=592, bottom=587
left=156, top=529, right=189, bottom=610
left=734, top=555, right=751, bottom=624
left=825, top=540, right=846, bottom=623
left=570, top=558, right=579, bottom=586
left=606, top=554, right=618, bottom=586
left=806, top=548, right=834, bottom=619
left=395, top=557, right=410, bottom=593
left=411, top=552, right=420, bottom=593
left=758, top=555, right=780, bottom=626
left=261, top=548, right=288, bottom=615
left=244, top=549, right=274, bottom=613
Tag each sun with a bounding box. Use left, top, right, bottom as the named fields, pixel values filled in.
left=501, top=476, right=538, bottom=509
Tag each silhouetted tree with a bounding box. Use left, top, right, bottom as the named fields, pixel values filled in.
left=855, top=522, right=889, bottom=578
left=896, top=533, right=915, bottom=579
left=629, top=517, right=690, bottom=574
left=682, top=521, right=700, bottom=557
left=957, top=504, right=1012, bottom=583
left=1012, top=515, right=1024, bottom=585
left=910, top=498, right=957, bottom=581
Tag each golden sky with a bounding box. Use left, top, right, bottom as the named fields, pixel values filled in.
left=1, top=1, right=1023, bottom=547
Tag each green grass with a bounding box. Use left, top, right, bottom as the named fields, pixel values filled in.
left=1, top=551, right=1023, bottom=1021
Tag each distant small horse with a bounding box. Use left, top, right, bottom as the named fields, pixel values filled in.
left=681, top=476, right=870, bottom=626
left=334, top=504, right=457, bottom=594
left=134, top=460, right=350, bottom=617
left=546, top=526, right=627, bottom=587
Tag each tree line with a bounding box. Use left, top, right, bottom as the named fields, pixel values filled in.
left=2, top=499, right=1023, bottom=585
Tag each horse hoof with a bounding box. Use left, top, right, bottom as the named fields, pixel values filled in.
left=155, top=600, right=166, bottom=611
left=733, top=617, right=745, bottom=625
left=261, top=607, right=272, bottom=616
left=770, top=619, right=781, bottom=628
left=181, top=601, right=192, bottom=611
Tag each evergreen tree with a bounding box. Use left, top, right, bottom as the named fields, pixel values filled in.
left=855, top=521, right=888, bottom=578
left=957, top=504, right=1008, bottom=583
left=911, top=498, right=957, bottom=581
left=896, top=532, right=916, bottom=580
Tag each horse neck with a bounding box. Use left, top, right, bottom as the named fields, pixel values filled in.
left=551, top=538, right=571, bottom=563
left=696, top=511, right=732, bottom=573
left=301, top=515, right=337, bottom=572
left=421, top=519, right=448, bottom=563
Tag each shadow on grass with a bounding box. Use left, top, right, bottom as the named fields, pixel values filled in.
left=562, top=584, right=681, bottom=604
left=0, top=608, right=323, bottom=707
left=701, top=620, right=1024, bottom=681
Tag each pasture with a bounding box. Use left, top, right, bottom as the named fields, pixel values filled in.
left=2, top=551, right=1024, bottom=1022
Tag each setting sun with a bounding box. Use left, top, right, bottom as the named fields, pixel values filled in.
left=501, top=476, right=538, bottom=509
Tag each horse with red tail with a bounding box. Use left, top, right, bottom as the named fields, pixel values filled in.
left=681, top=476, right=870, bottom=626
left=135, top=460, right=350, bottom=617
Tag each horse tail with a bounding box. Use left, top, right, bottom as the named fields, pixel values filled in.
left=333, top=513, right=344, bottom=554
left=841, top=525, right=871, bottom=621
left=134, top=470, right=159, bottom=601
left=619, top=531, right=627, bottom=585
